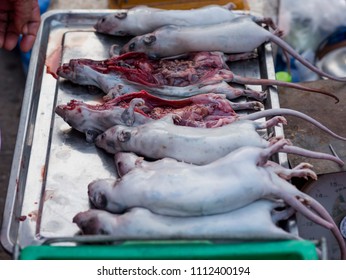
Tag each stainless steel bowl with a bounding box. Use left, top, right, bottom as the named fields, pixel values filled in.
left=316, top=46, right=346, bottom=78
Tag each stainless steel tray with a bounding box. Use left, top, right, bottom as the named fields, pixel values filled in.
left=0, top=10, right=286, bottom=254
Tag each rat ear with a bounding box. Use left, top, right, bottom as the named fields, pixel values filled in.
left=143, top=35, right=156, bottom=45
left=115, top=12, right=127, bottom=19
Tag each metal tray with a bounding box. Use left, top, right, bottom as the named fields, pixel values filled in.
left=1, top=10, right=286, bottom=255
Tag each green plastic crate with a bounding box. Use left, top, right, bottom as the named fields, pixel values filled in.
left=19, top=240, right=319, bottom=260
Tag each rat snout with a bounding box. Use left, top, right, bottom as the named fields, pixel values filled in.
left=72, top=211, right=84, bottom=225
left=114, top=152, right=138, bottom=177
left=73, top=210, right=104, bottom=235
left=88, top=183, right=107, bottom=209
left=94, top=16, right=106, bottom=31
left=54, top=105, right=66, bottom=119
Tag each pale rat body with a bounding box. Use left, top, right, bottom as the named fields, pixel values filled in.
left=95, top=114, right=345, bottom=166
left=88, top=139, right=346, bottom=259
left=120, top=17, right=346, bottom=82
left=114, top=151, right=316, bottom=180
left=73, top=200, right=297, bottom=240
left=94, top=3, right=277, bottom=36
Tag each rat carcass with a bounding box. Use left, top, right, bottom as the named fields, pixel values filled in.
left=94, top=114, right=345, bottom=166
left=85, top=139, right=346, bottom=259
left=94, top=3, right=278, bottom=36
left=56, top=90, right=344, bottom=146
left=120, top=17, right=346, bottom=83
left=57, top=51, right=339, bottom=102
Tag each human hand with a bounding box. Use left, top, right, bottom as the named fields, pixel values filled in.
left=0, top=0, right=41, bottom=52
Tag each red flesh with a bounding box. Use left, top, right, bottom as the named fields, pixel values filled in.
left=57, top=51, right=228, bottom=87
left=60, top=90, right=238, bottom=128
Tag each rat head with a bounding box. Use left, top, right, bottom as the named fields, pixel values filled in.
left=88, top=179, right=126, bottom=213
left=55, top=100, right=103, bottom=142
left=56, top=62, right=75, bottom=81
left=120, top=34, right=159, bottom=58
left=73, top=209, right=115, bottom=235
left=57, top=60, right=96, bottom=85
left=114, top=152, right=131, bottom=177
left=94, top=11, right=132, bottom=36
left=120, top=25, right=187, bottom=59
left=114, top=152, right=144, bottom=177
left=95, top=125, right=132, bottom=154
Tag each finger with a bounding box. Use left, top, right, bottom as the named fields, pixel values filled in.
left=0, top=12, right=9, bottom=48
left=13, top=0, right=34, bottom=34
left=0, top=11, right=9, bottom=48
left=20, top=13, right=40, bottom=51
left=0, top=12, right=9, bottom=25
left=3, top=30, right=20, bottom=51
left=0, top=32, right=4, bottom=49
left=22, top=23, right=28, bottom=34
left=0, top=25, right=6, bottom=48
left=20, top=33, right=35, bottom=52
left=1, top=20, right=19, bottom=50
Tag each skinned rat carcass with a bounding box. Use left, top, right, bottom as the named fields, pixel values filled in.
left=57, top=51, right=339, bottom=102
left=120, top=17, right=346, bottom=83
left=55, top=91, right=264, bottom=142
left=57, top=51, right=252, bottom=88
left=87, top=139, right=346, bottom=259
left=82, top=51, right=253, bottom=87
left=58, top=60, right=264, bottom=102
left=95, top=114, right=345, bottom=166
left=56, top=90, right=344, bottom=144
left=73, top=200, right=297, bottom=240
left=94, top=3, right=278, bottom=36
